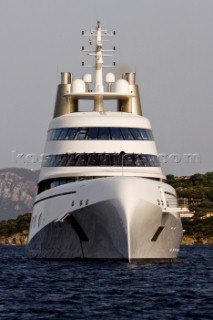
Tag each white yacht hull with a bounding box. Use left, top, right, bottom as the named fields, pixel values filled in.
left=27, top=177, right=183, bottom=261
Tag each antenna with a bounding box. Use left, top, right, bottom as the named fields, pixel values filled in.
left=82, top=21, right=116, bottom=92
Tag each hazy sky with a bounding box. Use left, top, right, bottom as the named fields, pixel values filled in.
left=0, top=0, right=212, bottom=176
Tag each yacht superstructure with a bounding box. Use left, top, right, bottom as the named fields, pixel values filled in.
left=27, top=22, right=188, bottom=260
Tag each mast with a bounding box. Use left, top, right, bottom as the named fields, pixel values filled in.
left=94, top=21, right=104, bottom=111
left=95, top=21, right=104, bottom=93
left=54, top=22, right=143, bottom=117
left=82, top=21, right=116, bottom=111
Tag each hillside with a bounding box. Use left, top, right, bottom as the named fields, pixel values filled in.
left=0, top=212, right=31, bottom=245
left=166, top=172, right=213, bottom=217
left=167, top=172, right=213, bottom=244
left=0, top=168, right=39, bottom=221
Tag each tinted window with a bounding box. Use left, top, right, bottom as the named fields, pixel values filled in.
left=86, top=127, right=98, bottom=140
left=134, top=155, right=143, bottom=166
left=58, top=154, right=69, bottom=166
left=58, top=128, right=70, bottom=140
left=54, top=155, right=63, bottom=166
left=98, top=127, right=111, bottom=140
left=76, top=154, right=88, bottom=166
left=120, top=128, right=134, bottom=140
left=75, top=128, right=88, bottom=140
left=49, top=155, right=55, bottom=167
left=148, top=130, right=153, bottom=140
left=138, top=128, right=148, bottom=140
left=67, top=128, right=78, bottom=139
left=54, top=129, right=63, bottom=140
left=111, top=154, right=121, bottom=166
left=99, top=154, right=111, bottom=166
left=138, top=129, right=153, bottom=140
left=110, top=128, right=123, bottom=140
left=48, top=127, right=153, bottom=141
left=42, top=153, right=159, bottom=168
left=88, top=154, right=99, bottom=165
left=139, top=155, right=150, bottom=166
left=129, top=129, right=142, bottom=140
left=67, top=154, right=75, bottom=166
left=123, top=154, right=135, bottom=166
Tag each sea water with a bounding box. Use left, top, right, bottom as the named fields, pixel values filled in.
left=0, top=245, right=212, bottom=320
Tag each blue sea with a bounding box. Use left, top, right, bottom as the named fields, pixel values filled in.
left=0, top=245, right=212, bottom=320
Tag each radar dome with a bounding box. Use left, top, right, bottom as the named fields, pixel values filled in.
left=115, top=79, right=129, bottom=94
left=105, top=73, right=115, bottom=83
left=83, top=73, right=92, bottom=83
left=72, top=79, right=86, bottom=93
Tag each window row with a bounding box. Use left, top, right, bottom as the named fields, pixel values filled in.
left=38, top=177, right=75, bottom=194
left=42, top=153, right=160, bottom=167
left=38, top=176, right=103, bottom=194
left=47, top=127, right=154, bottom=141
left=37, top=175, right=161, bottom=195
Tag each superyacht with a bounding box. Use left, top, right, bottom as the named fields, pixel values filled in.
left=27, top=21, right=188, bottom=260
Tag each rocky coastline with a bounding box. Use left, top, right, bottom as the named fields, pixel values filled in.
left=0, top=232, right=212, bottom=246
left=181, top=236, right=213, bottom=245
left=0, top=231, right=28, bottom=245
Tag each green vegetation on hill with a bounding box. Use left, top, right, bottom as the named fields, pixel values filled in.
left=0, top=212, right=31, bottom=237
left=166, top=172, right=213, bottom=217
left=182, top=217, right=213, bottom=242
left=167, top=172, right=213, bottom=242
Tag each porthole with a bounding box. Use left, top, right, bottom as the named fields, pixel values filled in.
left=80, top=200, right=83, bottom=206
left=86, top=200, right=89, bottom=205
left=72, top=201, right=75, bottom=207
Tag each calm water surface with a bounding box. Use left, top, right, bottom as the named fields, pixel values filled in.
left=0, top=245, right=212, bottom=320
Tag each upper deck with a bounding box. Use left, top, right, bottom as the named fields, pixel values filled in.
left=37, top=22, right=165, bottom=192
left=53, top=21, right=142, bottom=118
